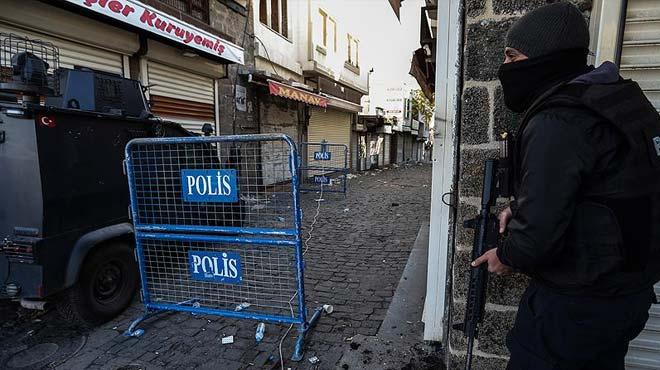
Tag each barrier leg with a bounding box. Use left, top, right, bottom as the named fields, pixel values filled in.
left=291, top=306, right=324, bottom=361
left=123, top=298, right=200, bottom=337
left=123, top=309, right=160, bottom=337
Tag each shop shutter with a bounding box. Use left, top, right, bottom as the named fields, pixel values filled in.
left=308, top=107, right=351, bottom=165
left=351, top=132, right=358, bottom=170
left=0, top=22, right=123, bottom=75
left=621, top=2, right=660, bottom=368
left=620, top=0, right=660, bottom=111
left=147, top=61, right=215, bottom=133
left=383, top=135, right=391, bottom=165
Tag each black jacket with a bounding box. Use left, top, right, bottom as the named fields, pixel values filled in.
left=497, top=63, right=660, bottom=296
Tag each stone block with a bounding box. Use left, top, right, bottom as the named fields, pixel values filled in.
left=467, top=0, right=487, bottom=17
left=493, top=85, right=522, bottom=137
left=452, top=249, right=472, bottom=301
left=456, top=202, right=478, bottom=247
left=461, top=87, right=491, bottom=145
left=493, top=1, right=592, bottom=19
left=449, top=352, right=509, bottom=370
left=465, top=19, right=516, bottom=81
left=478, top=309, right=517, bottom=356
left=492, top=0, right=546, bottom=15
left=459, top=148, right=500, bottom=197
left=449, top=300, right=467, bottom=351
left=487, top=273, right=529, bottom=306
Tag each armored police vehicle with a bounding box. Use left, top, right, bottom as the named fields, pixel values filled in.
left=0, top=33, right=197, bottom=325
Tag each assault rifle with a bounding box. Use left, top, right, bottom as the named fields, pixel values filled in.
left=454, top=135, right=512, bottom=370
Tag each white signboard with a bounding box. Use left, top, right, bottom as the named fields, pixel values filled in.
left=235, top=85, right=247, bottom=112
left=67, top=0, right=244, bottom=64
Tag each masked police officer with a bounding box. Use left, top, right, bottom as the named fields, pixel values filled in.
left=471, top=2, right=660, bottom=370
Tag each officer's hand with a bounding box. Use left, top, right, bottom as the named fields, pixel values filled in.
left=471, top=248, right=513, bottom=275
left=498, top=206, right=513, bottom=234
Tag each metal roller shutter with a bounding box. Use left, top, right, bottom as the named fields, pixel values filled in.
left=621, top=1, right=660, bottom=368
left=0, top=22, right=123, bottom=75
left=147, top=61, right=215, bottom=133
left=308, top=107, right=351, bottom=165
left=384, top=134, right=391, bottom=165
left=308, top=107, right=351, bottom=145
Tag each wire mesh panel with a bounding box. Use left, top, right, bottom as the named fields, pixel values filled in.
left=129, top=138, right=296, bottom=233
left=140, top=237, right=300, bottom=319
left=124, top=134, right=306, bottom=326
left=299, top=142, right=349, bottom=194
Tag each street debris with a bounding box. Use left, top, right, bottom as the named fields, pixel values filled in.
left=308, top=356, right=320, bottom=364
left=343, top=208, right=350, bottom=212
left=346, top=173, right=358, bottom=179
left=235, top=302, right=251, bottom=311
left=221, top=336, right=234, bottom=344
left=255, top=322, right=265, bottom=342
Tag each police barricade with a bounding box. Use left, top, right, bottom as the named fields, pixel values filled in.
left=299, top=141, right=348, bottom=194
left=123, top=134, right=326, bottom=361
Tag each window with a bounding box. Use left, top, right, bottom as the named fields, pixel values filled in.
left=259, top=0, right=288, bottom=37
left=157, top=0, right=210, bottom=24
left=320, top=9, right=328, bottom=47
left=319, top=9, right=336, bottom=51
left=347, top=34, right=359, bottom=67
left=330, top=19, right=337, bottom=51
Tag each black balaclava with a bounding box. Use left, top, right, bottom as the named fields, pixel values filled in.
left=498, top=48, right=589, bottom=113
left=498, top=2, right=590, bottom=113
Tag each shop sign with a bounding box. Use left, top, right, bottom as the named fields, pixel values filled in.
left=188, top=250, right=242, bottom=284
left=268, top=80, right=328, bottom=108
left=181, top=169, right=238, bottom=203
left=66, top=0, right=244, bottom=64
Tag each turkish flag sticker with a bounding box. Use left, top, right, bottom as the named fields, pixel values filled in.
left=38, top=115, right=56, bottom=128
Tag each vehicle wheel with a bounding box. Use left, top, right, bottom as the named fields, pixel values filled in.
left=57, top=241, right=138, bottom=327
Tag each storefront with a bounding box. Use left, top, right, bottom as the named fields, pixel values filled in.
left=2, top=0, right=244, bottom=133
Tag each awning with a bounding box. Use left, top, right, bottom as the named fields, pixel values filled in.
left=410, top=48, right=435, bottom=103
left=63, top=0, right=244, bottom=64
left=268, top=80, right=328, bottom=108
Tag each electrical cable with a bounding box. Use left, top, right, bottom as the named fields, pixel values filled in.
left=278, top=168, right=326, bottom=370
left=250, top=34, right=283, bottom=79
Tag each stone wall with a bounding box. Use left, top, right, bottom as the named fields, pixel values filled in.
left=210, top=0, right=258, bottom=135
left=450, top=1, right=592, bottom=368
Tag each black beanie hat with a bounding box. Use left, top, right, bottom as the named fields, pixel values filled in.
left=505, top=2, right=590, bottom=59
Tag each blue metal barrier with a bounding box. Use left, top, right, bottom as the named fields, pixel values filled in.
left=123, top=134, right=324, bottom=361
left=299, top=141, right=348, bottom=194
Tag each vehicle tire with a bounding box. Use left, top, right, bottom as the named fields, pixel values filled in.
left=57, top=241, right=138, bottom=327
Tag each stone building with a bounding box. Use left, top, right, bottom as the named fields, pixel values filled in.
left=424, top=0, right=660, bottom=369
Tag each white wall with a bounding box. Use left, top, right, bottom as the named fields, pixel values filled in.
left=253, top=0, right=303, bottom=79
left=298, top=0, right=368, bottom=93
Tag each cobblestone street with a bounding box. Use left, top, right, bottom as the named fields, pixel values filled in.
left=0, top=163, right=433, bottom=370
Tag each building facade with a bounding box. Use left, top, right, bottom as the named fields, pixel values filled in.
left=2, top=0, right=250, bottom=135
left=424, top=0, right=660, bottom=369
left=359, top=82, right=431, bottom=168
left=249, top=0, right=369, bottom=173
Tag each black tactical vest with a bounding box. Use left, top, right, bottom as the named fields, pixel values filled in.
left=514, top=79, right=660, bottom=296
